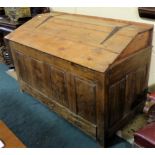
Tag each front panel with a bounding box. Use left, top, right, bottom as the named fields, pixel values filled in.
left=13, top=48, right=99, bottom=132
left=74, top=77, right=96, bottom=124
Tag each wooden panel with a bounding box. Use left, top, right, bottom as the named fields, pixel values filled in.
left=108, top=65, right=147, bottom=128
left=75, top=77, right=96, bottom=124
left=107, top=100, right=145, bottom=138
left=66, top=73, right=77, bottom=113
left=55, top=14, right=127, bottom=27
left=124, top=66, right=147, bottom=114
left=30, top=58, right=51, bottom=96
left=36, top=20, right=110, bottom=46
left=15, top=52, right=26, bottom=81
left=50, top=67, right=68, bottom=108
left=30, top=58, right=44, bottom=90
left=15, top=52, right=52, bottom=97
left=20, top=81, right=97, bottom=138
left=135, top=67, right=146, bottom=95
left=116, top=31, right=151, bottom=61
left=16, top=53, right=69, bottom=107
left=50, top=18, right=114, bottom=33
left=15, top=52, right=31, bottom=85
left=125, top=72, right=136, bottom=114
left=109, top=46, right=152, bottom=84
left=108, top=78, right=125, bottom=127
left=102, top=33, right=133, bottom=54
left=96, top=78, right=105, bottom=145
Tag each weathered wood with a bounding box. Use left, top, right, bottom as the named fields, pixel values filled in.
left=5, top=12, right=153, bottom=147
left=116, top=30, right=152, bottom=60
left=21, top=80, right=97, bottom=138
left=105, top=47, right=152, bottom=138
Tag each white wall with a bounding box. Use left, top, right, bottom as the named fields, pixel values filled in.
left=52, top=7, right=155, bottom=86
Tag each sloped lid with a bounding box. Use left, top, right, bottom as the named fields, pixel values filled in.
left=6, top=12, right=153, bottom=72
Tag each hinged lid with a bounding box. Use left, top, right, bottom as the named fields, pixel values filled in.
left=6, top=12, right=153, bottom=72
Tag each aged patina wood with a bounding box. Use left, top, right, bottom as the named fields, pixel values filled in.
left=5, top=12, right=153, bottom=147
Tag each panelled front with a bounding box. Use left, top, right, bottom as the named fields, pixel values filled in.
left=14, top=50, right=98, bottom=125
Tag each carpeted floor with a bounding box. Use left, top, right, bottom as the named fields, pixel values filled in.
left=0, top=64, right=131, bottom=148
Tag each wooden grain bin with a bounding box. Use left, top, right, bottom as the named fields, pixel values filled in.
left=5, top=12, right=153, bottom=147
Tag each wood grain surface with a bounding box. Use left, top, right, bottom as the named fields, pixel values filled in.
left=6, top=12, right=153, bottom=147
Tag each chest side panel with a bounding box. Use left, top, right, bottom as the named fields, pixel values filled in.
left=106, top=47, right=152, bottom=137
